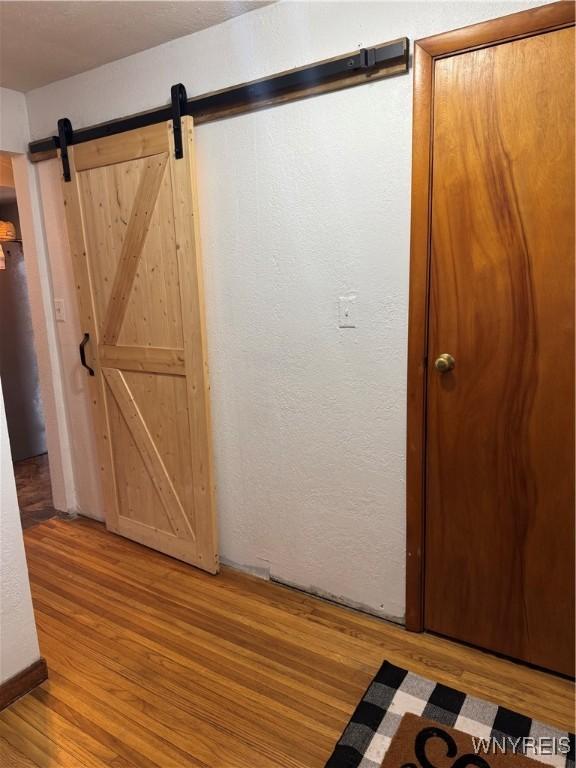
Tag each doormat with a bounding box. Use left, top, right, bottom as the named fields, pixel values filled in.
left=325, top=662, right=575, bottom=768
left=381, top=712, right=543, bottom=768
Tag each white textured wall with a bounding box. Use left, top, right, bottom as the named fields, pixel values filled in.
left=27, top=0, right=542, bottom=619
left=0, top=380, right=40, bottom=683
left=0, top=87, right=30, bottom=153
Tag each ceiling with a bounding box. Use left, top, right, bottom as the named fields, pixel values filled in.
left=0, top=1, right=273, bottom=92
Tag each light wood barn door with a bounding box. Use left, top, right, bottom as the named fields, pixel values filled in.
left=61, top=118, right=218, bottom=573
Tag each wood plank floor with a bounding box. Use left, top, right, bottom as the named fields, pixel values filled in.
left=1, top=517, right=574, bottom=767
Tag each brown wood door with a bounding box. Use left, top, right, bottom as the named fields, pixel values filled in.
left=425, top=27, right=575, bottom=675
left=61, top=118, right=218, bottom=573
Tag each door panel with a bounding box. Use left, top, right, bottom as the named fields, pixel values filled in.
left=61, top=119, right=218, bottom=573
left=425, top=28, right=574, bottom=675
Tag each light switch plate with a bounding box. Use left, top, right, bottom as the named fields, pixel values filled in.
left=54, top=299, right=66, bottom=322
left=338, top=295, right=356, bottom=328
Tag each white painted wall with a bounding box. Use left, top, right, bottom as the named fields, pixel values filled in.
left=0, top=380, right=40, bottom=683
left=27, top=0, right=543, bottom=619
left=0, top=88, right=30, bottom=154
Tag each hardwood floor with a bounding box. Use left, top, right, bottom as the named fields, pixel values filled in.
left=13, top=454, right=58, bottom=529
left=1, top=517, right=574, bottom=767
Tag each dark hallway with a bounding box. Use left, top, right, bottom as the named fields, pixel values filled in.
left=14, top=453, right=58, bottom=529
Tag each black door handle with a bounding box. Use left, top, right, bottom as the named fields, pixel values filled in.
left=79, top=332, right=95, bottom=376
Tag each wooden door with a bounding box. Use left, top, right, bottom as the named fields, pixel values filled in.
left=424, top=27, right=574, bottom=675
left=61, top=118, right=218, bottom=573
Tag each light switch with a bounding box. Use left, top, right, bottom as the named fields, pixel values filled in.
left=338, top=295, right=356, bottom=328
left=54, top=299, right=66, bottom=322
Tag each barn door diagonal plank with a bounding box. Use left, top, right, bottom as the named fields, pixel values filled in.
left=103, top=368, right=195, bottom=541
left=102, top=153, right=168, bottom=345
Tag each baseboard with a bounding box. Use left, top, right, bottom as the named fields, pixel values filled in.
left=0, top=658, right=48, bottom=711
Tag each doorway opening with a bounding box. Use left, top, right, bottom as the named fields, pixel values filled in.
left=0, top=151, right=57, bottom=529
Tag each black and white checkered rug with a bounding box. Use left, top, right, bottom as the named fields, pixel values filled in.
left=325, top=661, right=575, bottom=768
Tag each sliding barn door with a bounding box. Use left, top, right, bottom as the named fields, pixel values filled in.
left=61, top=119, right=218, bottom=573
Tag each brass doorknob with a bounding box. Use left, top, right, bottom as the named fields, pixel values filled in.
left=434, top=353, right=455, bottom=373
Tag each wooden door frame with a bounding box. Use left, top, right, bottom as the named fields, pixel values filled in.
left=405, top=1, right=575, bottom=632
